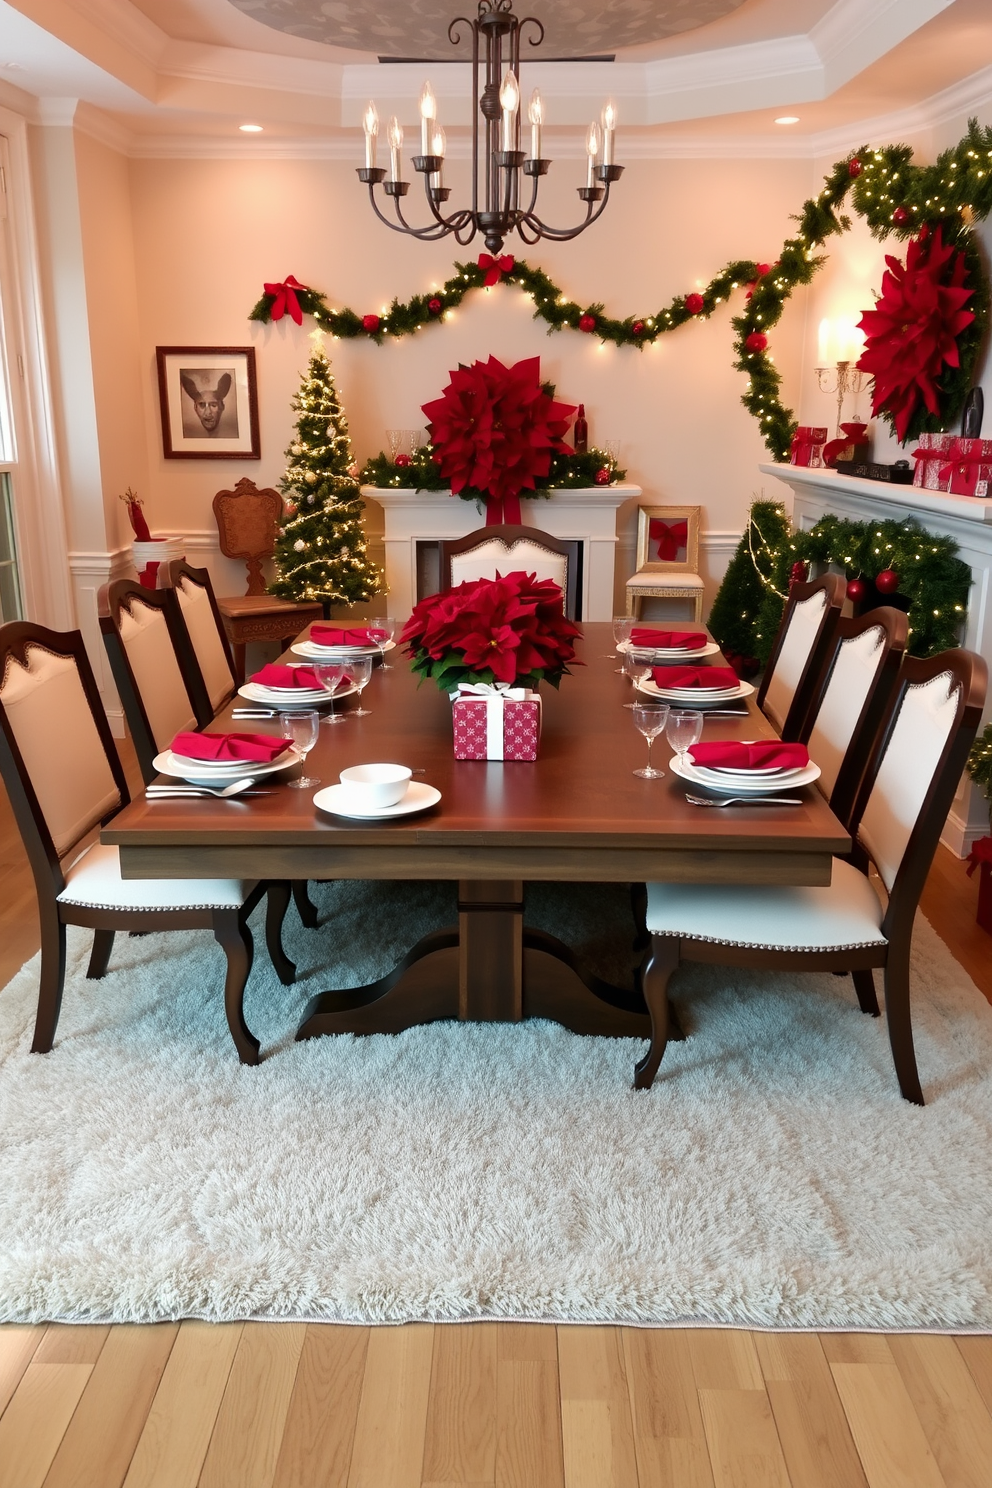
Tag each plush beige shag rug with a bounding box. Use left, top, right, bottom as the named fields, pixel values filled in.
left=1, top=880, right=990, bottom=1329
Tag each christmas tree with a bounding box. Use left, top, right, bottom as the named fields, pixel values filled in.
left=706, top=501, right=790, bottom=674
left=269, top=346, right=382, bottom=605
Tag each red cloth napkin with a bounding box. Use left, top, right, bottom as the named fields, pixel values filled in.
left=250, top=663, right=322, bottom=690
left=630, top=628, right=706, bottom=649
left=171, top=731, right=292, bottom=763
left=651, top=665, right=739, bottom=689
left=310, top=624, right=386, bottom=647
left=687, top=741, right=809, bottom=771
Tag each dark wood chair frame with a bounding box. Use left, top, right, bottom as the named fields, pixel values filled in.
left=439, top=523, right=580, bottom=622
left=636, top=647, right=988, bottom=1105
left=756, top=572, right=846, bottom=740
left=798, top=605, right=909, bottom=827
left=0, top=622, right=298, bottom=1064
left=165, top=558, right=239, bottom=725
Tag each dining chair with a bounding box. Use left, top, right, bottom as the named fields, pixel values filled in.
left=166, top=558, right=238, bottom=723
left=439, top=523, right=580, bottom=620
left=800, top=606, right=909, bottom=825
left=625, top=505, right=704, bottom=623
left=0, top=621, right=296, bottom=1064
left=635, top=646, right=987, bottom=1104
left=757, top=572, right=845, bottom=738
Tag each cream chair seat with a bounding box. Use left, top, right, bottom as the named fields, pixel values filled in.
left=58, top=842, right=247, bottom=912
left=625, top=569, right=704, bottom=622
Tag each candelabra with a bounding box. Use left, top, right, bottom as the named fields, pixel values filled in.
left=815, top=360, right=868, bottom=434
left=357, top=0, right=623, bottom=254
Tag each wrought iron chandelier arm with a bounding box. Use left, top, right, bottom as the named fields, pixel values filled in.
left=366, top=183, right=457, bottom=241
left=520, top=180, right=614, bottom=241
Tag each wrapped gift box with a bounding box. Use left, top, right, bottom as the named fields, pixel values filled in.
left=452, top=685, right=542, bottom=761
left=911, top=432, right=956, bottom=492
left=940, top=437, right=992, bottom=498
left=789, top=426, right=828, bottom=468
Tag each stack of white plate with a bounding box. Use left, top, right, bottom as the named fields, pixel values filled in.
left=637, top=678, right=756, bottom=708
left=292, top=638, right=396, bottom=661
left=670, top=753, right=821, bottom=795
left=620, top=639, right=720, bottom=661
left=152, top=747, right=301, bottom=785
left=238, top=677, right=356, bottom=711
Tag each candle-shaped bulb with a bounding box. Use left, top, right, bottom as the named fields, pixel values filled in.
left=528, top=88, right=543, bottom=159
left=586, top=120, right=599, bottom=186
left=419, top=81, right=436, bottom=154
left=602, top=97, right=616, bottom=166
left=387, top=115, right=403, bottom=181
left=432, top=124, right=446, bottom=158
left=363, top=100, right=378, bottom=168
left=500, top=68, right=519, bottom=151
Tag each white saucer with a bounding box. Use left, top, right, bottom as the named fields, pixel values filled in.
left=293, top=637, right=396, bottom=660
left=620, top=640, right=719, bottom=660
left=153, top=747, right=301, bottom=784
left=314, top=780, right=441, bottom=819
left=671, top=753, right=820, bottom=795
left=637, top=679, right=755, bottom=708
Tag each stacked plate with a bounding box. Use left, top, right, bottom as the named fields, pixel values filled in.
left=238, top=678, right=357, bottom=711
left=292, top=638, right=396, bottom=661
left=636, top=677, right=755, bottom=708
left=619, top=639, right=720, bottom=661
left=670, top=752, right=821, bottom=796
left=152, top=747, right=302, bottom=786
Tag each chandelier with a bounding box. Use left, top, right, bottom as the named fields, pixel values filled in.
left=357, top=0, right=623, bottom=254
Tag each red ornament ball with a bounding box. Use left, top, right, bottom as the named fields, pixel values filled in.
left=394, top=452, right=411, bottom=467
left=892, top=206, right=908, bottom=226
left=283, top=500, right=297, bottom=516
left=594, top=467, right=610, bottom=486
left=745, top=331, right=768, bottom=352
left=632, top=321, right=644, bottom=336
left=846, top=577, right=867, bottom=602
left=578, top=313, right=597, bottom=333
left=685, top=293, right=705, bottom=315
left=362, top=313, right=380, bottom=333
left=875, top=568, right=900, bottom=594
left=789, top=560, right=808, bottom=588
left=428, top=297, right=442, bottom=314
left=848, top=157, right=862, bottom=177
left=755, top=262, right=771, bottom=277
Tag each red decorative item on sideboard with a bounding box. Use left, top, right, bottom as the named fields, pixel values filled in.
left=967, top=837, right=992, bottom=935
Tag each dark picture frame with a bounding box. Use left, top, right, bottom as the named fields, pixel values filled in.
left=156, top=346, right=260, bottom=459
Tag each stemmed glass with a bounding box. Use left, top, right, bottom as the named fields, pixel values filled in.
left=622, top=647, right=653, bottom=707
left=632, top=702, right=670, bottom=779
left=280, top=709, right=320, bottom=789
left=343, top=654, right=373, bottom=716
left=610, top=613, right=633, bottom=664
left=667, top=709, right=704, bottom=772
left=314, top=659, right=346, bottom=724
left=368, top=615, right=395, bottom=669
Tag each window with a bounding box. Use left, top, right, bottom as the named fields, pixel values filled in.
left=0, top=139, right=24, bottom=622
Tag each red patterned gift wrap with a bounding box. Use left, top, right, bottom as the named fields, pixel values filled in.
left=939, top=437, right=992, bottom=498
left=451, top=687, right=542, bottom=761
left=789, top=426, right=828, bottom=468
left=911, top=432, right=956, bottom=492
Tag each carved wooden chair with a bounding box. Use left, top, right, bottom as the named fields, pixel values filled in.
left=0, top=621, right=296, bottom=1064
left=635, top=647, right=987, bottom=1104
left=212, top=478, right=323, bottom=682
left=757, top=572, right=846, bottom=738
left=439, top=523, right=579, bottom=620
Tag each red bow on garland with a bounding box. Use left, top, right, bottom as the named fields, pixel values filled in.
left=478, top=253, right=515, bottom=287
left=649, top=518, right=688, bottom=561
left=263, top=275, right=308, bottom=325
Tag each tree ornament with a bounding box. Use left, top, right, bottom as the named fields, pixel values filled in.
left=578, top=313, right=597, bottom=333
left=789, top=560, right=808, bottom=589
left=394, top=452, right=411, bottom=467
left=594, top=467, right=610, bottom=486
left=893, top=206, right=908, bottom=225
left=685, top=293, right=704, bottom=314
left=347, top=462, right=360, bottom=477
left=284, top=500, right=297, bottom=516
left=755, top=263, right=771, bottom=277
left=428, top=297, right=442, bottom=314
left=848, top=157, right=862, bottom=177
left=875, top=568, right=900, bottom=593
left=362, top=313, right=380, bottom=333
left=291, top=443, right=303, bottom=455
left=846, top=577, right=866, bottom=602
left=293, top=539, right=307, bottom=552
left=746, top=332, right=768, bottom=352
left=304, top=470, right=317, bottom=483
left=632, top=321, right=644, bottom=336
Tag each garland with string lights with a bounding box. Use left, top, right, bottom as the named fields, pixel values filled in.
left=967, top=725, right=992, bottom=829
left=710, top=501, right=971, bottom=666
left=249, top=119, right=992, bottom=460
left=358, top=444, right=626, bottom=500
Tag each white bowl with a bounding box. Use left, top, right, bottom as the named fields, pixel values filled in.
left=338, top=762, right=411, bottom=809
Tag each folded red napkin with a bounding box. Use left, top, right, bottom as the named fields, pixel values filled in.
left=651, top=665, right=739, bottom=690
left=310, top=624, right=386, bottom=647
left=687, top=741, right=809, bottom=771
left=630, top=628, right=706, bottom=649
left=171, top=731, right=292, bottom=763
left=250, top=663, right=322, bottom=690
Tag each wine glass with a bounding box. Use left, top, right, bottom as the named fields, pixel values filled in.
left=368, top=615, right=395, bottom=669
left=386, top=429, right=403, bottom=461
left=280, top=709, right=320, bottom=789
left=622, top=647, right=653, bottom=707
left=610, top=613, right=633, bottom=663
left=632, top=702, right=669, bottom=779
left=343, top=654, right=373, bottom=716
left=666, top=709, right=704, bottom=771
left=314, top=659, right=345, bottom=725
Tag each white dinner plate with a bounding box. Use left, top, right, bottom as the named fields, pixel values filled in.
left=619, top=640, right=720, bottom=661
left=671, top=753, right=820, bottom=795
left=238, top=681, right=357, bottom=710
left=689, top=763, right=809, bottom=784
left=637, top=679, right=755, bottom=708
left=292, top=637, right=396, bottom=660
left=153, top=747, right=302, bottom=784
left=313, top=781, right=441, bottom=819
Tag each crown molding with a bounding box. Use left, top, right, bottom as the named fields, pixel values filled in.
left=35, top=95, right=79, bottom=126
left=806, top=62, right=992, bottom=158
left=811, top=0, right=954, bottom=90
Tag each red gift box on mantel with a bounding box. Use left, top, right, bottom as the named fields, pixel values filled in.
left=451, top=683, right=542, bottom=761
left=822, top=422, right=870, bottom=468
left=911, top=432, right=956, bottom=492
left=789, top=426, right=828, bottom=468
left=938, top=437, right=992, bottom=498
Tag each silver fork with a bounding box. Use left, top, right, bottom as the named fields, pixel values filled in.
left=685, top=793, right=802, bottom=807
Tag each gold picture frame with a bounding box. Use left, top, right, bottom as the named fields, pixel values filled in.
left=635, top=505, right=700, bottom=572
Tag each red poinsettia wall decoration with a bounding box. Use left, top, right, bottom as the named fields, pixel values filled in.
left=856, top=226, right=975, bottom=442
left=422, top=355, right=576, bottom=522
left=401, top=570, right=581, bottom=690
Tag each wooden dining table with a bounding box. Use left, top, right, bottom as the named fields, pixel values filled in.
left=103, top=623, right=850, bottom=1045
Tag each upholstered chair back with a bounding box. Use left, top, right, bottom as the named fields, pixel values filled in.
left=172, top=566, right=236, bottom=714
left=0, top=632, right=121, bottom=860
left=758, top=573, right=845, bottom=738
left=114, top=589, right=196, bottom=750
left=450, top=539, right=567, bottom=595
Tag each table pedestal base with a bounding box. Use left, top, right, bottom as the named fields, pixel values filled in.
left=296, top=880, right=685, bottom=1043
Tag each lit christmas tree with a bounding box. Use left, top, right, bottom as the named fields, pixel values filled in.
left=269, top=346, right=382, bottom=605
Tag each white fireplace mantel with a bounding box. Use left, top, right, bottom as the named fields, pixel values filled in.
left=760, top=461, right=992, bottom=856
left=364, top=483, right=639, bottom=623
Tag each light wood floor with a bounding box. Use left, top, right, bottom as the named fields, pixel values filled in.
left=1, top=766, right=991, bottom=1488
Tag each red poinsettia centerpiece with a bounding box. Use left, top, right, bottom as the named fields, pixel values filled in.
left=400, top=570, right=582, bottom=691
left=856, top=226, right=975, bottom=442
left=422, top=355, right=576, bottom=523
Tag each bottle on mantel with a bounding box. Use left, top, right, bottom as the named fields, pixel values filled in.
left=573, top=403, right=588, bottom=454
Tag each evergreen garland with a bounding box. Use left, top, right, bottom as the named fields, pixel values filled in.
left=270, top=349, right=382, bottom=605
left=359, top=445, right=626, bottom=501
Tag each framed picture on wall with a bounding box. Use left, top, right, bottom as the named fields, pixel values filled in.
left=156, top=346, right=260, bottom=459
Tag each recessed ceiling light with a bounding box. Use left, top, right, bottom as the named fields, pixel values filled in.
left=774, top=116, right=800, bottom=125
left=239, top=123, right=263, bottom=133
